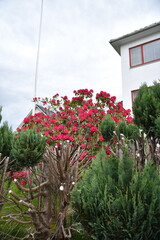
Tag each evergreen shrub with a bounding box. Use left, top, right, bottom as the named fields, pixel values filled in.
left=0, top=121, right=13, bottom=158
left=100, top=115, right=115, bottom=142
left=11, top=128, right=46, bottom=169
left=72, top=149, right=160, bottom=240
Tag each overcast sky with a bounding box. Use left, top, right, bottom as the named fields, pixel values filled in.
left=0, top=0, right=160, bottom=130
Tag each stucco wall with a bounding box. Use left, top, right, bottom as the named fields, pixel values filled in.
left=121, top=32, right=160, bottom=111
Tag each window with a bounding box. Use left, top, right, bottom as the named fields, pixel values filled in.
left=129, top=39, right=160, bottom=68
left=131, top=89, right=139, bottom=106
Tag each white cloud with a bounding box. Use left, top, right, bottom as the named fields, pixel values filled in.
left=0, top=0, right=159, bottom=130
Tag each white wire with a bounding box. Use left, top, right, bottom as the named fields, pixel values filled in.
left=33, top=0, right=44, bottom=115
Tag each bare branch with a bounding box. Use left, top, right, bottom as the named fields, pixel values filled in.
left=14, top=179, right=49, bottom=192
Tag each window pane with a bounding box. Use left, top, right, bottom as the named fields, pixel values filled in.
left=132, top=91, right=138, bottom=101
left=131, top=90, right=139, bottom=107
left=144, top=40, right=160, bottom=62
left=130, top=47, right=142, bottom=66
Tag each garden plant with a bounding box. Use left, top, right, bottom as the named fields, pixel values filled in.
left=0, top=89, right=132, bottom=239
left=1, top=83, right=160, bottom=239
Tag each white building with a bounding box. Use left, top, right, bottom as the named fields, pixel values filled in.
left=110, top=22, right=160, bottom=110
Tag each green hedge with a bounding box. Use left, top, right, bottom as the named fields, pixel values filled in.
left=72, top=149, right=160, bottom=240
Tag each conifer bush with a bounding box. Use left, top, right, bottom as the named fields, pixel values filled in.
left=11, top=128, right=46, bottom=169
left=100, top=115, right=115, bottom=142
left=72, top=149, right=160, bottom=240
left=116, top=121, right=139, bottom=140
left=0, top=107, right=13, bottom=158
left=133, top=81, right=160, bottom=138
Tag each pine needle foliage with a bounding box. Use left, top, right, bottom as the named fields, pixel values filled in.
left=72, top=149, right=160, bottom=240
left=133, top=82, right=160, bottom=138
left=100, top=115, right=115, bottom=142
left=116, top=121, right=139, bottom=140
left=0, top=106, right=2, bottom=123
left=0, top=121, right=13, bottom=158
left=11, top=128, right=46, bottom=169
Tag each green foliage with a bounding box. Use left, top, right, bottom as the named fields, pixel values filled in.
left=71, top=225, right=91, bottom=240
left=116, top=121, right=127, bottom=137
left=0, top=182, right=34, bottom=239
left=116, top=121, right=140, bottom=140
left=0, top=106, right=2, bottom=123
left=72, top=149, right=160, bottom=240
left=0, top=221, right=30, bottom=240
left=100, top=115, right=139, bottom=142
left=133, top=82, right=160, bottom=137
left=11, top=128, right=46, bottom=169
left=100, top=115, right=115, bottom=141
left=126, top=123, right=140, bottom=140
left=154, top=117, right=160, bottom=139
left=0, top=121, right=13, bottom=158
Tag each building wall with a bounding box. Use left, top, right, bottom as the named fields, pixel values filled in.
left=121, top=32, right=160, bottom=110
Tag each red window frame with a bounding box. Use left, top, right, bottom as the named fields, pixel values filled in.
left=129, top=38, right=160, bottom=68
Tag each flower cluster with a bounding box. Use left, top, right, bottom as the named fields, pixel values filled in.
left=8, top=170, right=31, bottom=185
left=73, top=89, right=93, bottom=98
left=96, top=91, right=111, bottom=100
left=18, top=89, right=133, bottom=160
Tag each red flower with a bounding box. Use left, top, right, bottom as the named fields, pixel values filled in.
left=110, top=96, right=116, bottom=102
left=79, top=152, right=87, bottom=160
left=20, top=180, right=27, bottom=185
left=126, top=116, right=133, bottom=123
left=99, top=136, right=104, bottom=141
left=23, top=117, right=30, bottom=124
left=51, top=136, right=57, bottom=140
left=72, top=127, right=78, bottom=131
left=63, top=129, right=69, bottom=134
left=90, top=126, right=98, bottom=132
left=54, top=125, right=64, bottom=130
left=18, top=171, right=27, bottom=178
left=48, top=119, right=57, bottom=123
left=44, top=131, right=50, bottom=135
left=34, top=118, right=42, bottom=123
left=43, top=122, right=51, bottom=127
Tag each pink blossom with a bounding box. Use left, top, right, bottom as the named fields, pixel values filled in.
left=110, top=96, right=116, bottom=102
left=20, top=180, right=27, bottom=185
left=71, top=115, right=77, bottom=120
left=44, top=131, right=50, bottom=135
left=53, top=125, right=64, bottom=130
left=23, top=117, right=30, bottom=124
left=69, top=136, right=74, bottom=141
left=18, top=171, right=27, bottom=178
left=51, top=136, right=57, bottom=140
left=90, top=126, right=98, bottom=132
left=79, top=152, right=87, bottom=160
left=72, top=126, right=78, bottom=131
left=34, top=118, right=42, bottom=123
left=126, top=116, right=133, bottom=123
left=63, top=129, right=69, bottom=134
left=99, top=136, right=104, bottom=141
left=107, top=110, right=114, bottom=113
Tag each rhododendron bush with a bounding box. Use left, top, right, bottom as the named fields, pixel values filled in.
left=20, top=89, right=132, bottom=158
left=1, top=89, right=134, bottom=240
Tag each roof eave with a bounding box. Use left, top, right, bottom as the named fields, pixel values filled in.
left=109, top=21, right=160, bottom=55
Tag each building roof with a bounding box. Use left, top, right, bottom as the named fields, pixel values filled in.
left=109, top=21, right=160, bottom=55
left=36, top=104, right=54, bottom=115
left=17, top=104, right=54, bottom=129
